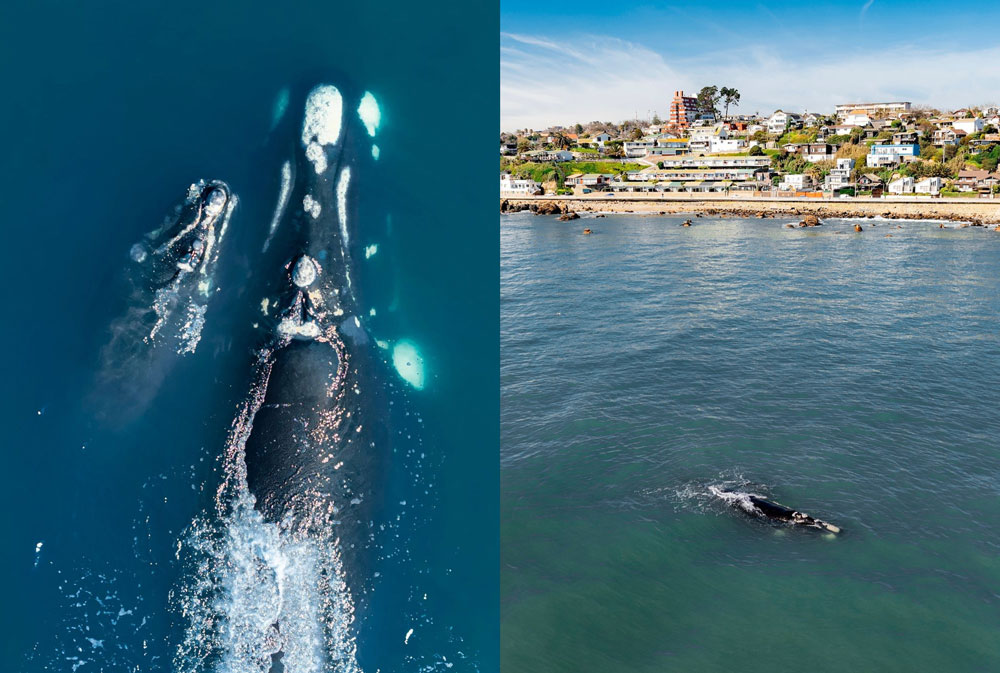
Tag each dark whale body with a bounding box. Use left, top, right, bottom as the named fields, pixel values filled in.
left=712, top=487, right=842, bottom=534
left=238, top=81, right=390, bottom=626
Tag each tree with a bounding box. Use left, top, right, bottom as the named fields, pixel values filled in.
left=720, top=87, right=741, bottom=118
left=629, top=127, right=643, bottom=141
left=695, top=86, right=720, bottom=118
left=554, top=133, right=572, bottom=150
left=516, top=138, right=531, bottom=154
left=748, top=144, right=765, bottom=156
left=652, top=113, right=662, bottom=125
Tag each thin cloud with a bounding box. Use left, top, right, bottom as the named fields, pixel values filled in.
left=501, top=33, right=1000, bottom=130
left=501, top=32, right=694, bottom=131
left=860, top=0, right=876, bottom=18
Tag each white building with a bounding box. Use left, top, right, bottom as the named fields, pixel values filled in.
left=593, top=132, right=613, bottom=147
left=888, top=176, right=914, bottom=194
left=953, top=118, right=984, bottom=135
left=778, top=174, right=813, bottom=191
left=835, top=101, right=912, bottom=120
left=500, top=173, right=541, bottom=195
left=825, top=158, right=855, bottom=191
left=522, top=149, right=573, bottom=162
left=867, top=144, right=920, bottom=167
left=767, top=110, right=802, bottom=134
left=914, top=177, right=943, bottom=195
left=843, top=110, right=871, bottom=126
left=623, top=139, right=658, bottom=157
left=710, top=137, right=747, bottom=154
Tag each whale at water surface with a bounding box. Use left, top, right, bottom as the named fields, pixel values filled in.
left=710, top=486, right=842, bottom=534
left=93, top=179, right=236, bottom=423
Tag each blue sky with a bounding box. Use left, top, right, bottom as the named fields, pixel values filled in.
left=501, top=0, right=1000, bottom=130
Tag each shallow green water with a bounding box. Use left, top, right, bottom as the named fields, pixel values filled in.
left=501, top=212, right=1000, bottom=672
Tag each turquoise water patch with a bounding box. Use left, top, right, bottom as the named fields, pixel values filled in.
left=392, top=340, right=425, bottom=390
left=270, top=87, right=289, bottom=129
left=358, top=91, right=381, bottom=137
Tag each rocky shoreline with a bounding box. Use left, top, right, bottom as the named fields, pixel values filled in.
left=500, top=196, right=1000, bottom=226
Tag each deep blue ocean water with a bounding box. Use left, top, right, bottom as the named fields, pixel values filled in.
left=0, top=3, right=496, bottom=671
left=501, top=212, right=1000, bottom=672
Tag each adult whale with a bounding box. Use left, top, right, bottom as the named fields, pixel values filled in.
left=175, top=83, right=393, bottom=673
left=710, top=486, right=842, bottom=533
left=94, top=179, right=235, bottom=422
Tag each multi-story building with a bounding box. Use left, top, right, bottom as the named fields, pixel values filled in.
left=778, top=174, right=813, bottom=191
left=866, top=143, right=920, bottom=167
left=785, top=143, right=838, bottom=162
left=646, top=138, right=690, bottom=156
left=825, top=158, right=855, bottom=192
left=668, top=90, right=698, bottom=129
left=656, top=155, right=771, bottom=170
left=500, top=173, right=541, bottom=194
left=834, top=101, right=912, bottom=120
left=767, top=110, right=802, bottom=134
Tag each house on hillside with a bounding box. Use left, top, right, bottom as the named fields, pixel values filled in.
left=818, top=124, right=859, bottom=140
left=953, top=118, right=984, bottom=135
left=802, top=112, right=822, bottom=127
left=892, top=131, right=918, bottom=145
left=767, top=110, right=802, bottom=134
left=843, top=110, right=871, bottom=126
left=932, top=128, right=965, bottom=146
left=788, top=143, right=838, bottom=162
left=825, top=158, right=855, bottom=191
left=867, top=143, right=920, bottom=167
left=521, top=149, right=573, bottom=162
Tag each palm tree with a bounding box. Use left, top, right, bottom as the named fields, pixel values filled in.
left=721, top=87, right=741, bottom=119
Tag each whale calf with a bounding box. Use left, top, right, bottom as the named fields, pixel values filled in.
left=710, top=486, right=841, bottom=533
left=94, top=179, right=236, bottom=421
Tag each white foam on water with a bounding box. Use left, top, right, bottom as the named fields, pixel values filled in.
left=177, top=303, right=208, bottom=355
left=263, top=161, right=293, bottom=252
left=708, top=485, right=761, bottom=516
left=337, top=167, right=351, bottom=245
left=174, top=374, right=360, bottom=673
left=303, top=193, right=322, bottom=219
left=357, top=92, right=381, bottom=137
left=301, top=85, right=343, bottom=174
left=392, top=340, right=426, bottom=390
left=364, top=244, right=378, bottom=259
left=371, top=145, right=380, bottom=160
